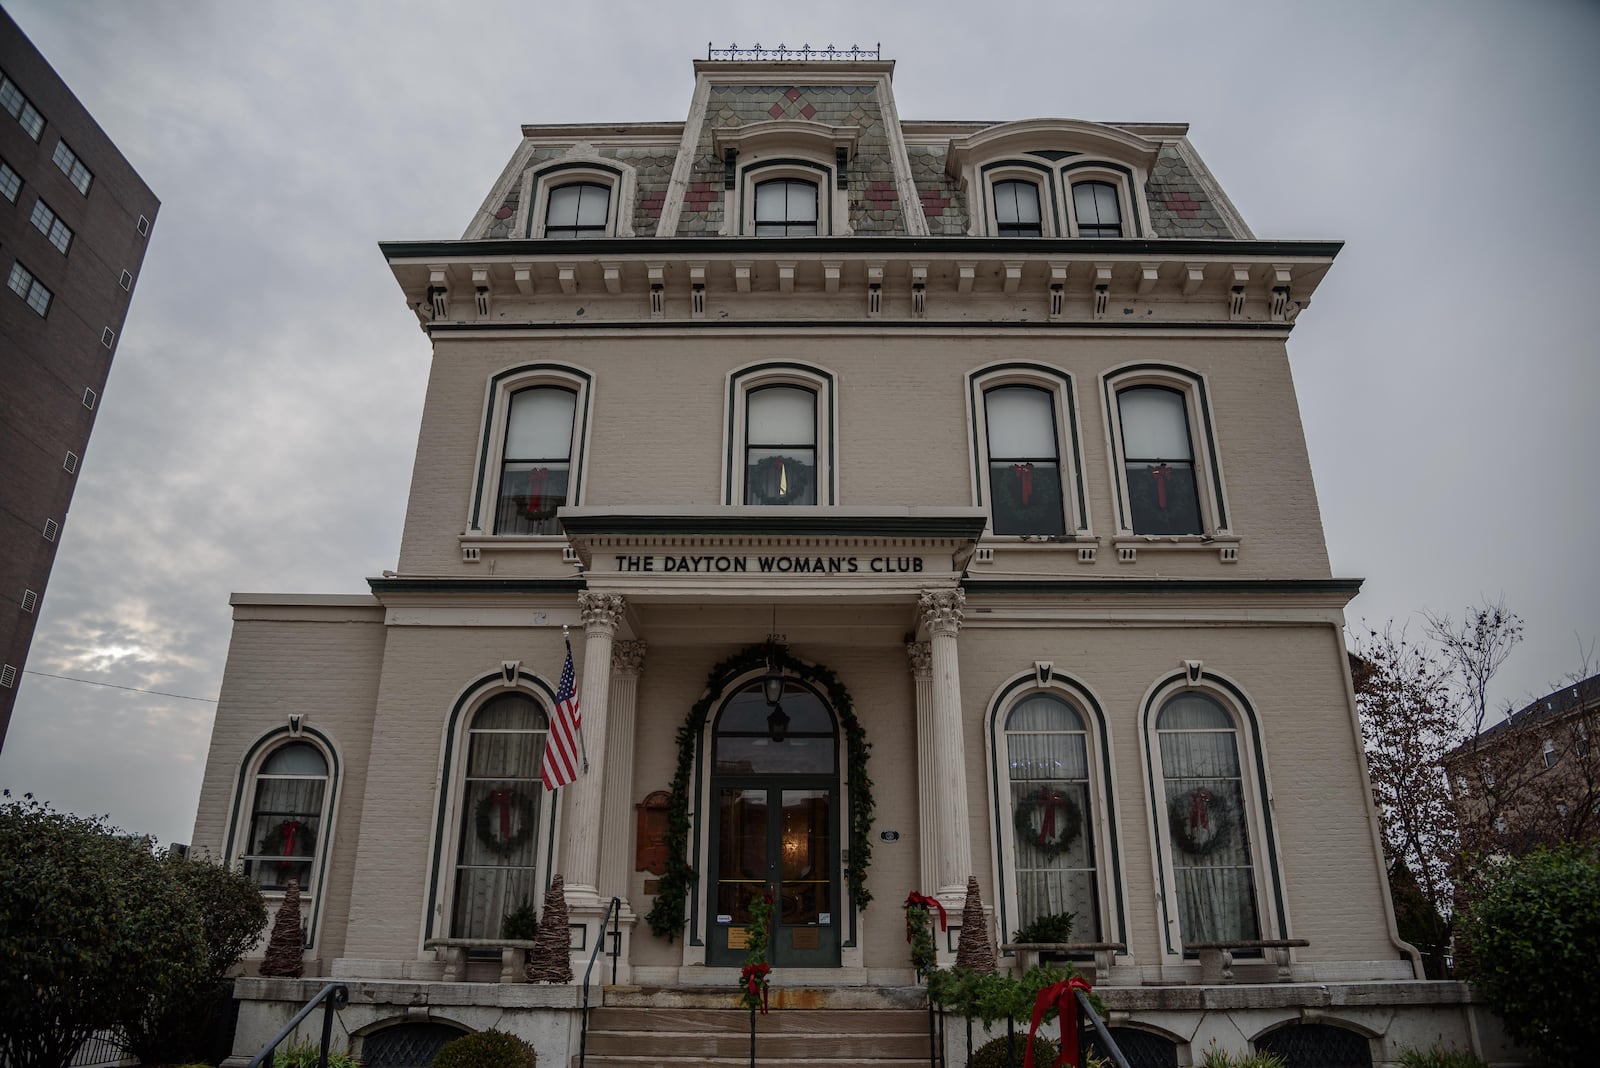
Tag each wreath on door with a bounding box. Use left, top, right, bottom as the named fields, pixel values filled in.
left=1169, top=787, right=1234, bottom=856
left=1012, top=786, right=1082, bottom=858
left=475, top=788, right=537, bottom=857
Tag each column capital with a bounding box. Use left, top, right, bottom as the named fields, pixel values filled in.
left=612, top=639, right=647, bottom=677
left=578, top=591, right=627, bottom=635
left=905, top=640, right=932, bottom=679
left=918, top=588, right=965, bottom=638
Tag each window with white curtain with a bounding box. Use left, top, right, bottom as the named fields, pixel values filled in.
left=494, top=386, right=577, bottom=535
left=984, top=386, right=1066, bottom=536
left=753, top=179, right=819, bottom=236
left=745, top=385, right=817, bottom=506
left=1154, top=692, right=1261, bottom=945
left=451, top=693, right=549, bottom=939
left=240, top=741, right=329, bottom=893
left=1117, top=385, right=1203, bottom=535
left=543, top=181, right=610, bottom=238
left=1004, top=693, right=1100, bottom=940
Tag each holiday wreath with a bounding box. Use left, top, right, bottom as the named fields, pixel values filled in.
left=645, top=643, right=874, bottom=940
left=522, top=467, right=562, bottom=522
left=992, top=462, right=1063, bottom=529
left=1013, top=786, right=1082, bottom=858
left=747, top=455, right=811, bottom=505
left=1168, top=786, right=1234, bottom=856
left=258, top=818, right=316, bottom=869
left=475, top=788, right=537, bottom=857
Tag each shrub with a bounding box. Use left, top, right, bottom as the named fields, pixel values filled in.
left=500, top=899, right=539, bottom=941
left=1195, top=1044, right=1287, bottom=1068
left=972, top=1033, right=1058, bottom=1068
left=1396, top=1048, right=1488, bottom=1068
left=273, top=1041, right=360, bottom=1068
left=1458, top=844, right=1600, bottom=1066
left=434, top=1029, right=538, bottom=1068
left=1011, top=910, right=1075, bottom=944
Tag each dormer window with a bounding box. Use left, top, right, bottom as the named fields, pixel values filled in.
left=544, top=182, right=610, bottom=238
left=1071, top=180, right=1123, bottom=238
left=753, top=179, right=818, bottom=236
left=994, top=180, right=1044, bottom=237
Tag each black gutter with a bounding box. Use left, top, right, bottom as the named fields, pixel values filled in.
left=367, top=577, right=586, bottom=594
left=961, top=578, right=1364, bottom=596
left=380, top=236, right=1343, bottom=261
left=559, top=513, right=990, bottom=540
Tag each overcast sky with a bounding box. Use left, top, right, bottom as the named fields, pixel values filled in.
left=1, top=0, right=1596, bottom=847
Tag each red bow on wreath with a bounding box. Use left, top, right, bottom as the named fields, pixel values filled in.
left=276, top=819, right=302, bottom=870
left=904, top=891, right=948, bottom=941
left=526, top=468, right=549, bottom=517
left=1148, top=463, right=1172, bottom=509
left=1034, top=787, right=1069, bottom=846
left=1188, top=788, right=1214, bottom=831
left=741, top=962, right=772, bottom=1014
left=1024, top=976, right=1094, bottom=1068
left=1013, top=462, right=1036, bottom=506
left=490, top=789, right=516, bottom=841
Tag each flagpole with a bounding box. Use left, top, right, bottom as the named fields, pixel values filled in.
left=565, top=624, right=590, bottom=773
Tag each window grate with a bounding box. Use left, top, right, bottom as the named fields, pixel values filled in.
left=1089, top=1028, right=1179, bottom=1068
left=101, top=327, right=115, bottom=348
left=136, top=214, right=150, bottom=236
left=362, top=1022, right=469, bottom=1067
left=42, top=518, right=59, bottom=542
left=63, top=451, right=78, bottom=474
left=119, top=269, right=133, bottom=291
left=21, top=590, right=38, bottom=613
left=82, top=387, right=97, bottom=409
left=1255, top=1022, right=1372, bottom=1068
left=0, top=665, right=15, bottom=688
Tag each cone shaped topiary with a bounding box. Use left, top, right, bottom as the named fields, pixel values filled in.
left=525, top=874, right=574, bottom=983
left=259, top=878, right=305, bottom=978
left=954, top=875, right=997, bottom=973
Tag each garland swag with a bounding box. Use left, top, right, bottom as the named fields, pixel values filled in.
left=645, top=643, right=875, bottom=940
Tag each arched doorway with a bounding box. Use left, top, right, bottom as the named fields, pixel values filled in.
left=707, top=676, right=841, bottom=967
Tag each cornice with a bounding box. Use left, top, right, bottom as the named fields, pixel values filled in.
left=381, top=236, right=1342, bottom=260
left=558, top=507, right=990, bottom=541
left=961, top=577, right=1364, bottom=598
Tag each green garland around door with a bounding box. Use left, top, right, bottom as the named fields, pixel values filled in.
left=645, top=643, right=875, bottom=941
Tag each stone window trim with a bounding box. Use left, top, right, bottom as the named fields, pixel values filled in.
left=722, top=361, right=837, bottom=506
left=1100, top=362, right=1232, bottom=541
left=422, top=669, right=562, bottom=947
left=1139, top=669, right=1289, bottom=962
left=973, top=158, right=1152, bottom=240
left=519, top=158, right=636, bottom=239
left=1059, top=161, right=1147, bottom=239
left=712, top=120, right=860, bottom=238
left=966, top=361, right=1092, bottom=540
left=978, top=161, right=1058, bottom=238
left=467, top=362, right=594, bottom=536
left=983, top=668, right=1129, bottom=957
left=221, top=725, right=342, bottom=951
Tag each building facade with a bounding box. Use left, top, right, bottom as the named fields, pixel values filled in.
left=0, top=8, right=159, bottom=747
left=195, top=56, right=1519, bottom=1067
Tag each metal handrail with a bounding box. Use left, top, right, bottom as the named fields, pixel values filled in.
left=1073, top=988, right=1132, bottom=1068
left=245, top=982, right=349, bottom=1068
left=576, top=896, right=623, bottom=1068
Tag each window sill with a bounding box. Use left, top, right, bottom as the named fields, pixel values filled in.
left=1112, top=533, right=1240, bottom=564
left=459, top=534, right=576, bottom=563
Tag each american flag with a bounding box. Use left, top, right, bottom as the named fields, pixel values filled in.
left=540, top=640, right=583, bottom=790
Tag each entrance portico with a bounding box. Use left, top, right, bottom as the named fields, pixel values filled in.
left=559, top=506, right=987, bottom=978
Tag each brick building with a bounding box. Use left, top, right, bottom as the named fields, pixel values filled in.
left=193, top=52, right=1520, bottom=1067
left=0, top=8, right=158, bottom=747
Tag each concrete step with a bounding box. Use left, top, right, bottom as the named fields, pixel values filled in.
left=584, top=1029, right=931, bottom=1058
left=601, top=985, right=929, bottom=1012
left=579, top=1060, right=933, bottom=1068
left=588, top=1007, right=930, bottom=1034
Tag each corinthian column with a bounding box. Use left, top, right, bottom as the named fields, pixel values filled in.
left=919, top=588, right=973, bottom=902
left=906, top=641, right=943, bottom=896
left=559, top=592, right=626, bottom=903
left=597, top=640, right=646, bottom=917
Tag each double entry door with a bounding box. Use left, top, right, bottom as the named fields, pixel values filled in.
left=708, top=781, right=840, bottom=967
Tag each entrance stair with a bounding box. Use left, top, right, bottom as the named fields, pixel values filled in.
left=576, top=986, right=934, bottom=1067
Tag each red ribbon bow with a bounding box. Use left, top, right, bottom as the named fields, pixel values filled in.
left=1014, top=462, right=1036, bottom=506
left=280, top=819, right=301, bottom=857
left=904, top=891, right=948, bottom=941
left=526, top=468, right=549, bottom=517
left=1024, top=976, right=1094, bottom=1068
left=1148, top=463, right=1172, bottom=509
left=490, top=789, right=516, bottom=840
left=741, top=961, right=771, bottom=1014
left=1035, top=788, right=1069, bottom=846
left=1189, top=788, right=1213, bottom=831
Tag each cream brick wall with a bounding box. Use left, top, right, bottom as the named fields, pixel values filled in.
left=190, top=598, right=386, bottom=964
left=396, top=331, right=1331, bottom=580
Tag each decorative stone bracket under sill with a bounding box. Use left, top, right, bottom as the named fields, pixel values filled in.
left=459, top=535, right=578, bottom=565
left=1112, top=533, right=1240, bottom=564
left=972, top=535, right=1101, bottom=566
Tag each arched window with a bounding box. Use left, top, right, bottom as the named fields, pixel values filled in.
left=1153, top=692, right=1260, bottom=945
left=494, top=386, right=577, bottom=535
left=754, top=179, right=819, bottom=236
left=450, top=692, right=549, bottom=938
left=1255, top=1022, right=1373, bottom=1068
left=1072, top=180, right=1123, bottom=238
left=1117, top=386, right=1203, bottom=535
left=994, top=179, right=1043, bottom=237
left=543, top=181, right=610, bottom=238
left=241, top=741, right=329, bottom=893
left=984, top=385, right=1066, bottom=536
left=1003, top=693, right=1101, bottom=940
left=744, top=385, right=817, bottom=506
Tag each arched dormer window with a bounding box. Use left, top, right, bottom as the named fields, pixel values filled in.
left=519, top=158, right=633, bottom=239
left=467, top=364, right=593, bottom=537
left=1071, top=180, right=1123, bottom=238
left=994, top=180, right=1044, bottom=237
left=712, top=120, right=863, bottom=238
left=754, top=178, right=819, bottom=236
left=544, top=181, right=610, bottom=238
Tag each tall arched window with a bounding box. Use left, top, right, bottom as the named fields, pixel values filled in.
left=494, top=386, right=577, bottom=535
left=1117, top=386, right=1202, bottom=535
left=1154, top=692, right=1260, bottom=944
left=543, top=181, right=610, bottom=238
left=994, top=180, right=1043, bottom=237
left=744, top=385, right=817, bottom=506
left=754, top=179, right=818, bottom=236
left=241, top=741, right=329, bottom=893
left=451, top=693, right=549, bottom=938
left=1004, top=693, right=1101, bottom=940
left=984, top=385, right=1066, bottom=536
